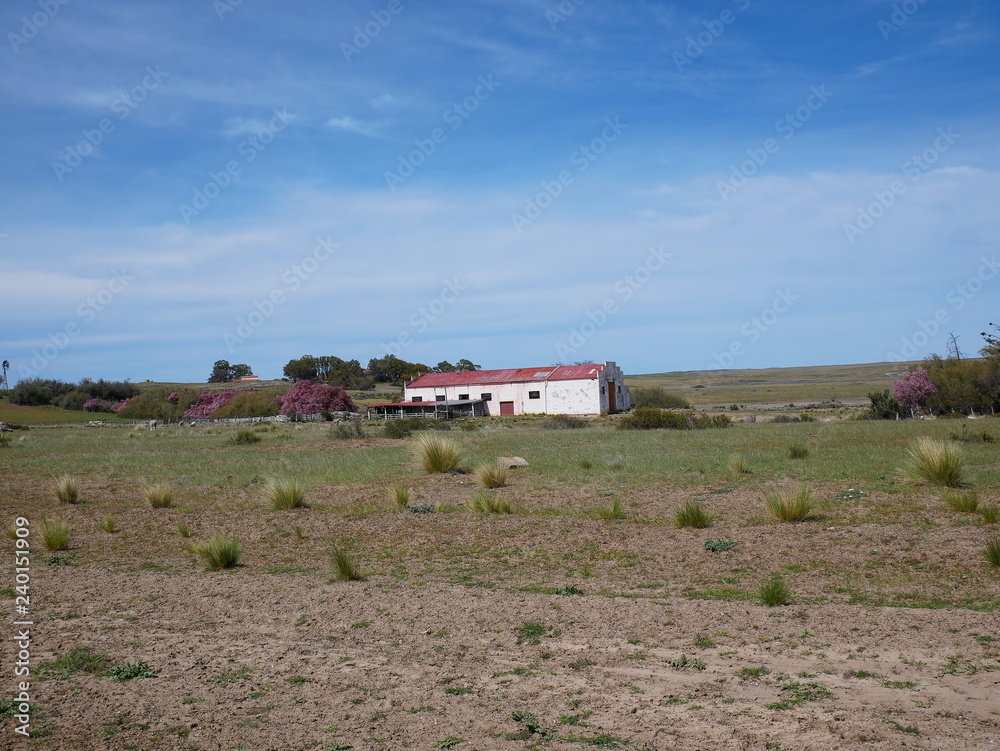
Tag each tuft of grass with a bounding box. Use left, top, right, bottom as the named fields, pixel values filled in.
left=981, top=507, right=1000, bottom=524
left=192, top=535, right=242, bottom=570
left=787, top=442, right=809, bottom=460
left=515, top=621, right=549, bottom=644
left=176, top=521, right=192, bottom=538
left=474, top=460, right=509, bottom=489
left=469, top=491, right=512, bottom=514
left=265, top=479, right=306, bottom=510
left=391, top=485, right=410, bottom=511
left=53, top=475, right=79, bottom=504
left=40, top=520, right=71, bottom=552
left=414, top=433, right=461, bottom=473
left=229, top=429, right=261, bottom=445
left=727, top=454, right=751, bottom=474
left=37, top=647, right=109, bottom=680
left=98, top=516, right=116, bottom=533
left=942, top=489, right=979, bottom=513
left=765, top=485, right=814, bottom=522
left=330, top=547, right=364, bottom=581
left=904, top=437, right=964, bottom=487
left=107, top=660, right=157, bottom=681
left=144, top=483, right=174, bottom=509
left=595, top=497, right=625, bottom=521
left=985, top=537, right=1000, bottom=568
left=665, top=653, right=706, bottom=670
left=674, top=499, right=713, bottom=528
left=758, top=573, right=792, bottom=607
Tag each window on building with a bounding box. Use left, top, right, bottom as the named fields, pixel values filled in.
left=528, top=390, right=540, bottom=399
left=481, top=392, right=492, bottom=401
left=435, top=395, right=446, bottom=402
left=601, top=386, right=605, bottom=394
left=458, top=393, right=469, bottom=401
left=412, top=396, right=423, bottom=402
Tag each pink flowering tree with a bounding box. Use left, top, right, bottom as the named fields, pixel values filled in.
left=82, top=398, right=111, bottom=412
left=182, top=389, right=241, bottom=419
left=893, top=368, right=938, bottom=415
left=110, top=396, right=137, bottom=413
left=279, top=380, right=358, bottom=417
left=167, top=392, right=180, bottom=405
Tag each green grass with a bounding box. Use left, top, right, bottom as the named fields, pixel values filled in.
left=985, top=537, right=1000, bottom=568
left=758, top=573, right=792, bottom=607
left=98, top=516, right=116, bottom=533
left=515, top=621, right=549, bottom=644
left=469, top=491, right=513, bottom=514
left=330, top=547, right=364, bottom=581
left=265, top=479, right=307, bottom=510
left=415, top=433, right=461, bottom=473
left=941, top=489, right=979, bottom=513
left=106, top=660, right=157, bottom=681
left=37, top=647, right=109, bottom=680
left=192, top=535, right=242, bottom=570
left=144, top=483, right=174, bottom=509
left=764, top=486, right=815, bottom=522
left=40, top=520, right=71, bottom=552
left=904, top=437, right=964, bottom=488
left=595, top=497, right=625, bottom=520
left=53, top=475, right=79, bottom=504
left=474, top=460, right=508, bottom=489
left=727, top=454, right=751, bottom=475
left=391, top=485, right=410, bottom=511
left=674, top=499, right=713, bottom=528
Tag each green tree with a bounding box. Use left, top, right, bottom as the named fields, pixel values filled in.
left=208, top=360, right=233, bottom=383
left=230, top=363, right=253, bottom=379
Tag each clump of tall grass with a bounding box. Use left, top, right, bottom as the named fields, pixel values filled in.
left=469, top=491, right=512, bottom=514
left=98, top=516, right=116, bottom=533
left=266, top=479, right=306, bottom=510
left=330, top=547, right=364, bottom=581
left=414, top=433, right=461, bottom=473
left=144, top=483, right=174, bottom=509
left=904, top=437, right=964, bottom=488
left=192, top=535, right=242, bottom=570
left=765, top=486, right=815, bottom=522
left=787, top=442, right=809, bottom=460
left=177, top=521, right=192, bottom=538
left=229, top=429, right=261, bottom=445
left=941, top=489, right=979, bottom=513
left=391, top=485, right=410, bottom=511
left=758, top=573, right=792, bottom=607
left=40, top=520, right=71, bottom=552
left=985, top=537, right=1000, bottom=568
left=981, top=507, right=999, bottom=524
left=596, top=497, right=625, bottom=521
left=474, top=460, right=508, bottom=489
left=53, top=476, right=79, bottom=504
left=543, top=414, right=588, bottom=429
left=728, top=455, right=751, bottom=474
left=674, top=499, right=713, bottom=528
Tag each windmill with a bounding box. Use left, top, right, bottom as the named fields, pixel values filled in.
left=0, top=360, right=8, bottom=392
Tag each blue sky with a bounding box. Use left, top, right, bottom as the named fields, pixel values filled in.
left=3, top=0, right=999, bottom=384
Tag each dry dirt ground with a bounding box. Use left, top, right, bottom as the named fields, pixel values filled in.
left=2, top=465, right=999, bottom=750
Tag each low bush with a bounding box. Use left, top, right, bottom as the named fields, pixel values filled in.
left=332, top=420, right=365, bottom=439
left=630, top=387, right=691, bottom=410
left=543, top=414, right=588, bottom=429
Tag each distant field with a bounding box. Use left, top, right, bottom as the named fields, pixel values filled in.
left=0, top=403, right=117, bottom=425
left=626, top=361, right=921, bottom=409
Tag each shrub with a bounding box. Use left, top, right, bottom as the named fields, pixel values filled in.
left=391, top=485, right=410, bottom=511
left=595, top=497, right=625, bottom=520
left=985, top=537, right=1000, bottom=568
left=942, top=489, right=979, bottom=513
left=947, top=427, right=996, bottom=444
left=210, top=389, right=283, bottom=418
left=192, top=536, right=242, bottom=570
left=383, top=419, right=412, bottom=439
left=787, top=442, right=809, bottom=459
left=904, top=437, right=963, bottom=487
left=54, top=476, right=79, bottom=504
left=758, top=574, right=792, bottom=607
left=765, top=486, right=814, bottom=522
left=704, top=538, right=735, bottom=552
left=619, top=408, right=689, bottom=430
left=183, top=389, right=241, bottom=419
left=144, top=484, right=174, bottom=509
left=330, top=547, right=364, bottom=581
left=415, top=433, right=461, bottom=473
left=543, top=414, right=588, bottom=429
left=408, top=503, right=435, bottom=514
left=332, top=420, right=365, bottom=439
left=279, top=380, right=358, bottom=416
left=469, top=491, right=512, bottom=514
left=772, top=415, right=800, bottom=424
left=674, top=500, right=713, bottom=528
left=474, top=460, right=508, bottom=489
left=40, top=520, right=71, bottom=552
left=266, top=479, right=306, bottom=510
left=229, top=429, right=261, bottom=446
left=868, top=389, right=902, bottom=420
left=630, top=387, right=691, bottom=409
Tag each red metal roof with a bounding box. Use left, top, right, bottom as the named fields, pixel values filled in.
left=406, top=364, right=605, bottom=389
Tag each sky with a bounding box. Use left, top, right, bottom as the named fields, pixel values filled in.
left=2, top=0, right=999, bottom=384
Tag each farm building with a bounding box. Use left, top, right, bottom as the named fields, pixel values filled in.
left=366, top=362, right=630, bottom=419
